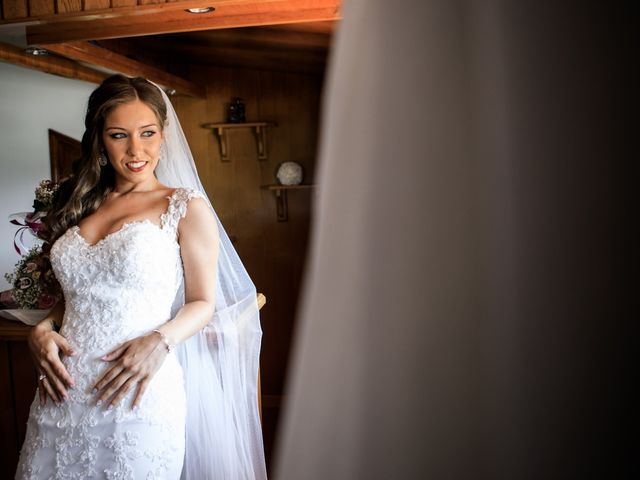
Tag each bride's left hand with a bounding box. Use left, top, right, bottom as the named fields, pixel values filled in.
left=92, top=331, right=168, bottom=410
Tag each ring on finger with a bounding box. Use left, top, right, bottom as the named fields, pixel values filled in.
left=38, top=374, right=46, bottom=382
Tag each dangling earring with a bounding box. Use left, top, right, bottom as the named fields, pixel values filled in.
left=98, top=150, right=108, bottom=167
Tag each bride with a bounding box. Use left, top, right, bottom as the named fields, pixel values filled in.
left=15, top=75, right=267, bottom=479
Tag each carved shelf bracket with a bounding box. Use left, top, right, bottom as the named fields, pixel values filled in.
left=202, top=122, right=276, bottom=162
left=263, top=184, right=316, bottom=222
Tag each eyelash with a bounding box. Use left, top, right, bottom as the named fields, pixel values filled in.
left=109, top=131, right=156, bottom=140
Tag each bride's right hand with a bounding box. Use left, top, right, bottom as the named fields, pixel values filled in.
left=28, top=319, right=76, bottom=405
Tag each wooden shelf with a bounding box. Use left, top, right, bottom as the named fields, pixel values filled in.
left=262, top=184, right=316, bottom=222
left=202, top=122, right=276, bottom=162
left=257, top=293, right=266, bottom=310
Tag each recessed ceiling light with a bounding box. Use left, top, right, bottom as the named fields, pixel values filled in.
left=25, top=47, right=48, bottom=56
left=185, top=7, right=215, bottom=14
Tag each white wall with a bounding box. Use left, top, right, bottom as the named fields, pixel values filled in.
left=0, top=62, right=95, bottom=290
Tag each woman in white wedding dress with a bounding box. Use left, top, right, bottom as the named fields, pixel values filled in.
left=15, top=76, right=267, bottom=479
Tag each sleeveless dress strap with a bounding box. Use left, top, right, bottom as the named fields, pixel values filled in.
left=160, top=187, right=206, bottom=239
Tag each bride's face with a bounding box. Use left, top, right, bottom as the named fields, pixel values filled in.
left=102, top=99, right=164, bottom=183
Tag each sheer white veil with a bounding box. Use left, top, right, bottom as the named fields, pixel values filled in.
left=151, top=82, right=267, bottom=480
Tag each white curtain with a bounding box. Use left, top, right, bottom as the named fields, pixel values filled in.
left=274, top=1, right=631, bottom=479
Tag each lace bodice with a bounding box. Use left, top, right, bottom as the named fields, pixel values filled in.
left=51, top=187, right=205, bottom=355
left=15, top=186, right=205, bottom=480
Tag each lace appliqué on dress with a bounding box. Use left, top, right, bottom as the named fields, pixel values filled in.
left=160, top=187, right=206, bottom=241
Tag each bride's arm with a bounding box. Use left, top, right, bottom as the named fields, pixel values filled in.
left=92, top=197, right=219, bottom=410
left=28, top=298, right=76, bottom=405
left=155, top=196, right=219, bottom=346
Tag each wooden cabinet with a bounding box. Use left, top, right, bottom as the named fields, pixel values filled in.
left=0, top=319, right=37, bottom=478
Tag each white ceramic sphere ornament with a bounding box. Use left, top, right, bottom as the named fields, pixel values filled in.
left=276, top=161, right=303, bottom=185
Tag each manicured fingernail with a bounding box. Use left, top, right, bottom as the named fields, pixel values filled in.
left=107, top=404, right=113, bottom=411
left=132, top=405, right=138, bottom=411
left=96, top=399, right=103, bottom=407
left=91, top=388, right=97, bottom=394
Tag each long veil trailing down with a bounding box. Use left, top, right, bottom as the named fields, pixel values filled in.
left=151, top=82, right=267, bottom=480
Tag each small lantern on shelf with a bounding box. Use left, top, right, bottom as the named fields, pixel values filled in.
left=227, top=97, right=246, bottom=123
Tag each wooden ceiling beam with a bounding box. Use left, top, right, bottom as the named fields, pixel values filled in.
left=0, top=40, right=107, bottom=84
left=268, top=20, right=335, bottom=34
left=180, top=26, right=332, bottom=50
left=40, top=41, right=206, bottom=97
left=149, top=41, right=328, bottom=70
left=1, top=0, right=228, bottom=24
left=26, top=1, right=341, bottom=44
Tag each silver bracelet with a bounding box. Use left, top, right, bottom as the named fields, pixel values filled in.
left=152, top=329, right=173, bottom=353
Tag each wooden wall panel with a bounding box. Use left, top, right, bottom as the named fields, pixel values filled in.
left=28, top=0, right=54, bottom=16
left=56, top=0, right=82, bottom=14
left=83, top=0, right=111, bottom=10
left=2, top=0, right=27, bottom=19
left=111, top=0, right=138, bottom=7
left=173, top=64, right=322, bottom=473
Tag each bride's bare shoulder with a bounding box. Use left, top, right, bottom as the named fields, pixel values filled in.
left=177, top=193, right=218, bottom=242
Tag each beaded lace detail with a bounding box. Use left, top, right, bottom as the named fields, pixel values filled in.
left=160, top=187, right=205, bottom=240
left=15, top=187, right=205, bottom=480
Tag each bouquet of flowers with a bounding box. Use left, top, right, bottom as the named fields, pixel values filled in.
left=2, top=180, right=62, bottom=310
left=4, top=247, right=59, bottom=309
left=9, top=179, right=57, bottom=254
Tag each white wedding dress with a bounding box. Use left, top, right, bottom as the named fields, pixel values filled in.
left=15, top=187, right=205, bottom=480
